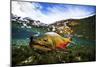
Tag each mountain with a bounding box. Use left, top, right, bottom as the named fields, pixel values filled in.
left=11, top=14, right=48, bottom=29
left=11, top=14, right=50, bottom=39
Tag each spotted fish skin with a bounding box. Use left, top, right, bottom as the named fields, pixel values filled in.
left=29, top=32, right=71, bottom=51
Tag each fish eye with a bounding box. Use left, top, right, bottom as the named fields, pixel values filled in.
left=43, top=39, right=48, bottom=42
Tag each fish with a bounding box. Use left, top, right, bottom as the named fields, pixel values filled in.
left=29, top=32, right=72, bottom=51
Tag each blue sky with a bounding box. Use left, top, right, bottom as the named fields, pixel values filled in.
left=37, top=2, right=96, bottom=15
left=12, top=1, right=96, bottom=24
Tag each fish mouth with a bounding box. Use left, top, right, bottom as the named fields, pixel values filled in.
left=33, top=42, right=49, bottom=48
left=31, top=42, right=52, bottom=51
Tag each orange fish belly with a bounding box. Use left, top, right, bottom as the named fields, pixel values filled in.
left=56, top=42, right=70, bottom=49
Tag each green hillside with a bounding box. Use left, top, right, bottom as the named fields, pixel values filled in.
left=68, top=15, right=96, bottom=40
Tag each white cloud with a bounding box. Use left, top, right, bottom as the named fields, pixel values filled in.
left=12, top=1, right=95, bottom=24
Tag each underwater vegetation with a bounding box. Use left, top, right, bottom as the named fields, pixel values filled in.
left=12, top=43, right=95, bottom=66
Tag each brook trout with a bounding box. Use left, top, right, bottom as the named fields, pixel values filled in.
left=29, top=32, right=72, bottom=51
